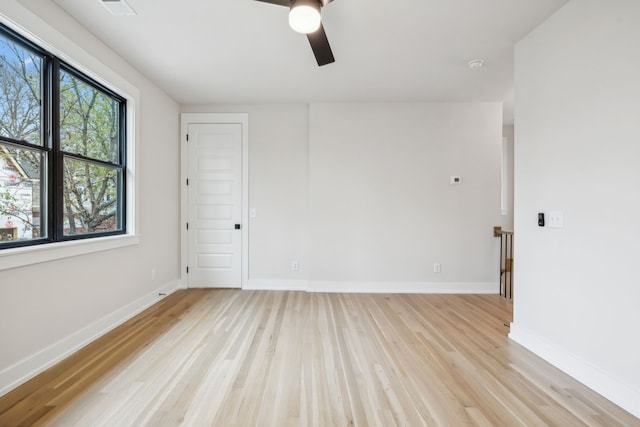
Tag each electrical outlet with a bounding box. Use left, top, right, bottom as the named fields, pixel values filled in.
left=548, top=211, right=564, bottom=228
left=291, top=260, right=299, bottom=271
left=433, top=263, right=441, bottom=273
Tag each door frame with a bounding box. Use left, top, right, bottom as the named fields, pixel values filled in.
left=180, top=113, right=249, bottom=288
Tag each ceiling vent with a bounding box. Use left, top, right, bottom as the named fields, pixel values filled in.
left=100, top=0, right=137, bottom=16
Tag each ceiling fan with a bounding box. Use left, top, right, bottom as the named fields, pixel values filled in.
left=255, top=0, right=336, bottom=66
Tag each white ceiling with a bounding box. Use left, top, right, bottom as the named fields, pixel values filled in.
left=52, top=0, right=568, bottom=124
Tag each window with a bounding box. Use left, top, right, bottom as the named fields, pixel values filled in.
left=0, top=24, right=126, bottom=248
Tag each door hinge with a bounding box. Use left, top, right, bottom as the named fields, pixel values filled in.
left=186, top=178, right=189, bottom=186
left=186, top=134, right=189, bottom=141
left=186, top=266, right=189, bottom=274
left=186, top=222, right=189, bottom=230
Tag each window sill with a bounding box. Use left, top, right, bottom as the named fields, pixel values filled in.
left=0, top=234, right=140, bottom=271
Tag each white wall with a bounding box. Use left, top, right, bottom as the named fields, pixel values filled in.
left=511, top=0, right=640, bottom=417
left=183, top=102, right=505, bottom=293
left=0, top=0, right=181, bottom=395
left=308, top=103, right=504, bottom=292
left=502, top=125, right=515, bottom=231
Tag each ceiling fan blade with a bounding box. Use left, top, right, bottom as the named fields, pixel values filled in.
left=307, top=23, right=335, bottom=66
left=254, top=0, right=290, bottom=7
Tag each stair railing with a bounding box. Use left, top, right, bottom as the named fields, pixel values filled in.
left=494, top=226, right=513, bottom=299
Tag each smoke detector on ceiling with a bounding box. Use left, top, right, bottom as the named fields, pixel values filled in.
left=100, top=0, right=137, bottom=16
left=468, top=59, right=485, bottom=69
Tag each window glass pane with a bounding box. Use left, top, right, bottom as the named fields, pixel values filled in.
left=0, top=143, right=45, bottom=243
left=0, top=34, right=43, bottom=145
left=0, top=24, right=127, bottom=250
left=60, top=69, right=119, bottom=163
left=63, top=157, right=121, bottom=235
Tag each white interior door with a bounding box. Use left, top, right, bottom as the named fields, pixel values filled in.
left=187, top=123, right=242, bottom=288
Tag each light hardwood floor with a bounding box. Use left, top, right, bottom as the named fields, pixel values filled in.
left=0, top=290, right=637, bottom=426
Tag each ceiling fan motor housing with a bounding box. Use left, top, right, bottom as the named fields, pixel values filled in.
left=290, top=0, right=323, bottom=9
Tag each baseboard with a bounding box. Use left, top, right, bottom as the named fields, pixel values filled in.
left=244, top=279, right=307, bottom=291
left=509, top=323, right=640, bottom=419
left=243, top=280, right=498, bottom=294
left=307, top=281, right=499, bottom=294
left=0, top=279, right=183, bottom=398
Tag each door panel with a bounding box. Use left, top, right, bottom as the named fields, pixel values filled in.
left=188, top=123, right=242, bottom=288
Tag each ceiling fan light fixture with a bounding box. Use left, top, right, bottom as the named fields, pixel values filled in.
left=289, top=0, right=321, bottom=34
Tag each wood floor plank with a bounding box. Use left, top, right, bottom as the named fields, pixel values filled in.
left=0, top=289, right=638, bottom=427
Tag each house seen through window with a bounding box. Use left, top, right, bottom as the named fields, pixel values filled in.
left=0, top=24, right=126, bottom=247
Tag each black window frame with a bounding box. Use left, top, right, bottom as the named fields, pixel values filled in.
left=0, top=23, right=127, bottom=250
